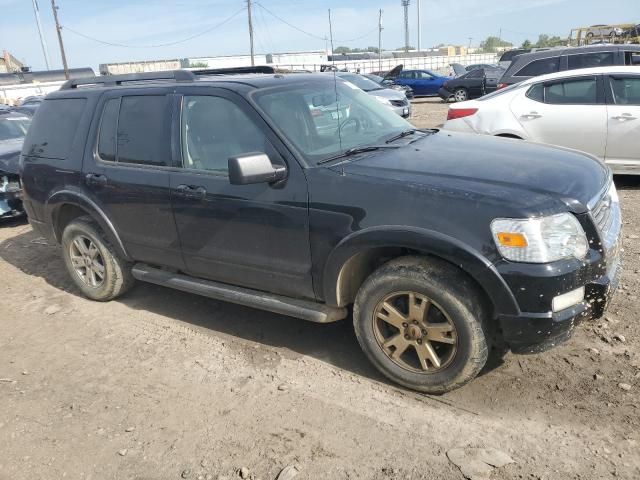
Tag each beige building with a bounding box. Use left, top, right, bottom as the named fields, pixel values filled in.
left=0, top=51, right=23, bottom=73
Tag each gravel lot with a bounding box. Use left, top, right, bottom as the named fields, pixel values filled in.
left=0, top=99, right=638, bottom=480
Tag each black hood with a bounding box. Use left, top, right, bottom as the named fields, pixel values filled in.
left=336, top=131, right=609, bottom=215
left=0, top=138, right=23, bottom=175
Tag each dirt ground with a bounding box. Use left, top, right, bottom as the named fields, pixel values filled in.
left=1, top=99, right=639, bottom=480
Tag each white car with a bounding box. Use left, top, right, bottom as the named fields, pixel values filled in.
left=442, top=66, right=640, bottom=174
left=587, top=25, right=624, bottom=39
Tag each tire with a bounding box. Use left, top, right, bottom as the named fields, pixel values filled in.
left=353, top=256, right=488, bottom=393
left=453, top=88, right=468, bottom=102
left=61, top=216, right=134, bottom=301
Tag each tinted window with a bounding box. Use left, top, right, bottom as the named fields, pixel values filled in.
left=545, top=78, right=598, bottom=105
left=515, top=57, right=560, bottom=77
left=23, top=98, right=86, bottom=159
left=117, top=96, right=170, bottom=166
left=625, top=52, right=640, bottom=65
left=499, top=49, right=530, bottom=62
left=466, top=69, right=484, bottom=79
left=399, top=71, right=413, bottom=79
left=416, top=71, right=433, bottom=79
left=567, top=52, right=615, bottom=69
left=97, top=98, right=119, bottom=162
left=181, top=96, right=267, bottom=173
left=526, top=83, right=544, bottom=102
left=610, top=77, right=640, bottom=105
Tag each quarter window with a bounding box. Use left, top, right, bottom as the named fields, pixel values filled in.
left=117, top=96, right=170, bottom=166
left=610, top=77, right=640, bottom=105
left=515, top=57, right=560, bottom=77
left=567, top=52, right=614, bottom=69
left=181, top=96, right=267, bottom=173
left=625, top=52, right=640, bottom=65
left=544, top=78, right=598, bottom=105
left=97, top=98, right=119, bottom=162
left=526, top=83, right=544, bottom=102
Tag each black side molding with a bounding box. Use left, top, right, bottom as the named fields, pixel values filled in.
left=131, top=264, right=347, bottom=324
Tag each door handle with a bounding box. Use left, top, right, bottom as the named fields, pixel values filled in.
left=85, top=173, right=108, bottom=187
left=174, top=184, right=207, bottom=199
left=612, top=114, right=637, bottom=121
left=520, top=112, right=542, bottom=119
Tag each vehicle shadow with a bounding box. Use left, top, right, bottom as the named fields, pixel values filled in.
left=0, top=226, right=504, bottom=392
left=614, top=175, right=640, bottom=190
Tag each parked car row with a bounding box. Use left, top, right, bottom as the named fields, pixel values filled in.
left=0, top=110, right=30, bottom=218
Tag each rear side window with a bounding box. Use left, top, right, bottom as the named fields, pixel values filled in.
left=526, top=83, right=544, bottom=102
left=567, top=52, right=615, bottom=69
left=515, top=57, right=560, bottom=77
left=610, top=77, right=640, bottom=105
left=23, top=98, right=86, bottom=160
left=499, top=49, right=530, bottom=62
left=625, top=52, right=640, bottom=65
left=116, top=96, right=170, bottom=166
left=466, top=69, right=484, bottom=79
left=544, top=78, right=598, bottom=105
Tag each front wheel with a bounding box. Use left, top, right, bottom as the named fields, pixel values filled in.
left=453, top=88, right=468, bottom=102
left=353, top=257, right=488, bottom=393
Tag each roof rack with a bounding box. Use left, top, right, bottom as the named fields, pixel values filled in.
left=60, top=70, right=197, bottom=90
left=191, top=65, right=277, bottom=76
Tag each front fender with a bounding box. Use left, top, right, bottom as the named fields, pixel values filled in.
left=322, top=225, right=519, bottom=315
left=46, top=188, right=131, bottom=260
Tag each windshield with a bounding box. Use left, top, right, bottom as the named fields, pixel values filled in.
left=254, top=78, right=412, bottom=164
left=337, top=73, right=383, bottom=92
left=364, top=74, right=384, bottom=84
left=0, top=115, right=30, bottom=141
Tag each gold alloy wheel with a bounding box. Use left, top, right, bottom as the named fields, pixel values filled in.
left=372, top=291, right=458, bottom=373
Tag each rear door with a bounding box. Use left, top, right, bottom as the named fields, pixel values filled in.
left=84, top=89, right=184, bottom=269
left=509, top=75, right=608, bottom=158
left=169, top=87, right=314, bottom=299
left=604, top=74, right=640, bottom=172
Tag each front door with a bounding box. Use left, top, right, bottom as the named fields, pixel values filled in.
left=605, top=74, right=640, bottom=172
left=510, top=75, right=608, bottom=158
left=170, top=88, right=314, bottom=299
left=83, top=89, right=184, bottom=269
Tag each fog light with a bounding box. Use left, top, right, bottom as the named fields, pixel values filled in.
left=552, top=287, right=585, bottom=312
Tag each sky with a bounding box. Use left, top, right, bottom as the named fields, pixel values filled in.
left=0, top=0, right=637, bottom=71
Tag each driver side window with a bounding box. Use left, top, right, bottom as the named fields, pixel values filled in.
left=181, top=96, right=267, bottom=173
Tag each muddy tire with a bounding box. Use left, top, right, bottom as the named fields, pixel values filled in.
left=353, top=256, right=488, bottom=393
left=61, top=216, right=134, bottom=301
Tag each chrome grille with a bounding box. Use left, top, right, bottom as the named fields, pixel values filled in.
left=590, top=183, right=621, bottom=250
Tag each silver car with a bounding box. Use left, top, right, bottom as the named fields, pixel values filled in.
left=333, top=72, right=411, bottom=118
left=587, top=25, right=624, bottom=38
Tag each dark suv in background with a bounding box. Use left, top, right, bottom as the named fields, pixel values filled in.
left=20, top=70, right=621, bottom=393
left=498, top=44, right=640, bottom=88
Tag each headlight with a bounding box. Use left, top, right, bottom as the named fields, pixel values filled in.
left=373, top=96, right=392, bottom=106
left=491, top=213, right=588, bottom=263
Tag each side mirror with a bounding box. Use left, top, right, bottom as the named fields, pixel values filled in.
left=228, top=153, right=286, bottom=185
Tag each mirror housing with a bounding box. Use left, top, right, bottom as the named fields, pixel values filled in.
left=228, top=153, right=287, bottom=185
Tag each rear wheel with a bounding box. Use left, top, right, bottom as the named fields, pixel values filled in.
left=353, top=256, right=489, bottom=393
left=61, top=216, right=134, bottom=301
left=453, top=88, right=468, bottom=102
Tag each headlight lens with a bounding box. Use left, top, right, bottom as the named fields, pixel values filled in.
left=373, top=96, right=392, bottom=106
left=491, top=213, right=588, bottom=263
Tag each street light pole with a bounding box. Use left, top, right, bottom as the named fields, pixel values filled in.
left=50, top=0, right=69, bottom=79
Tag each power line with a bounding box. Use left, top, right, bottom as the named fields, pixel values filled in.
left=62, top=6, right=245, bottom=48
left=255, top=2, right=326, bottom=40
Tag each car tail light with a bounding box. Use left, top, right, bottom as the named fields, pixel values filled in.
left=447, top=108, right=478, bottom=120
left=496, top=83, right=508, bottom=90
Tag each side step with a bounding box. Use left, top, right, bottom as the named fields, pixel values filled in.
left=131, top=264, right=348, bottom=324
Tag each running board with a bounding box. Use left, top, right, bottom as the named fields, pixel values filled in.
left=131, top=264, right=347, bottom=323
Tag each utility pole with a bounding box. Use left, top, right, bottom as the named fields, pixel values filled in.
left=468, top=37, right=472, bottom=50
left=328, top=9, right=334, bottom=59
left=416, top=0, right=421, bottom=52
left=247, top=0, right=255, bottom=66
left=50, top=0, right=69, bottom=78
left=32, top=0, right=51, bottom=70
left=378, top=9, right=383, bottom=71
left=401, top=0, right=410, bottom=53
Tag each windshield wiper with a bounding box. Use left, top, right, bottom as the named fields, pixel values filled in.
left=385, top=129, right=419, bottom=144
left=317, top=145, right=400, bottom=165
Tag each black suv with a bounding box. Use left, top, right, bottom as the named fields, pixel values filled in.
left=20, top=70, right=621, bottom=393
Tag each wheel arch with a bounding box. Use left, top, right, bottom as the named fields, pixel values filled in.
left=46, top=189, right=131, bottom=261
left=323, top=226, right=519, bottom=316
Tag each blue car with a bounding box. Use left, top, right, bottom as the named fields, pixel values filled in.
left=393, top=69, right=450, bottom=96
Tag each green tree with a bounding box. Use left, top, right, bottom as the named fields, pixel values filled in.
left=333, top=46, right=352, bottom=54
left=189, top=61, right=208, bottom=68
left=521, top=39, right=532, bottom=49
left=480, top=36, right=512, bottom=53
